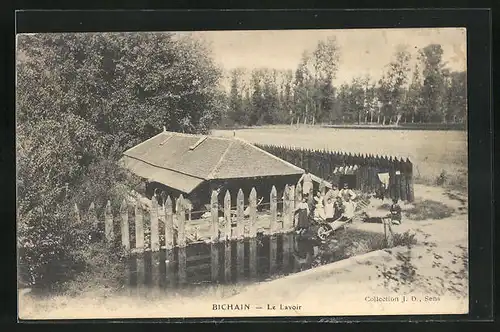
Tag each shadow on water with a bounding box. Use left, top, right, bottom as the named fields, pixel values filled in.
left=124, top=227, right=385, bottom=296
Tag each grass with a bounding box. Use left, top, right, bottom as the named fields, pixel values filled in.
left=316, top=228, right=417, bottom=267
left=376, top=198, right=454, bottom=221
left=404, top=200, right=454, bottom=220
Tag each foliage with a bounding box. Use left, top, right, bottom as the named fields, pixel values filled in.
left=16, top=32, right=223, bottom=289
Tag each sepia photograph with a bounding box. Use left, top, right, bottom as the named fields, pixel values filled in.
left=17, top=27, right=469, bottom=319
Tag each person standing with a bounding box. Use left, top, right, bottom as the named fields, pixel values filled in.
left=338, top=182, right=357, bottom=201
left=298, top=170, right=313, bottom=197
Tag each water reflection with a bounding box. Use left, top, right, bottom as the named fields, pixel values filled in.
left=125, top=228, right=349, bottom=291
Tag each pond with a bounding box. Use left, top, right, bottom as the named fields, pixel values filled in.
left=124, top=226, right=387, bottom=291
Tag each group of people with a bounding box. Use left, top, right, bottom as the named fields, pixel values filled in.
left=295, top=171, right=358, bottom=233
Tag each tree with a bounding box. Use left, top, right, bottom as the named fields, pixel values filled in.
left=404, top=63, right=424, bottom=123
left=378, top=45, right=412, bottom=124
left=444, top=71, right=467, bottom=123
left=311, top=36, right=341, bottom=124
left=228, top=68, right=247, bottom=125
left=16, top=32, right=223, bottom=287
left=419, top=44, right=447, bottom=122
left=293, top=51, right=313, bottom=124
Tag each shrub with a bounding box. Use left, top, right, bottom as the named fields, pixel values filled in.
left=17, top=159, right=136, bottom=291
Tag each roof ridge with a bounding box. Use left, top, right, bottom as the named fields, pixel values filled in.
left=123, top=131, right=167, bottom=154
left=235, top=137, right=305, bottom=173
left=164, top=130, right=233, bottom=141
left=121, top=155, right=206, bottom=180
left=206, top=140, right=234, bottom=180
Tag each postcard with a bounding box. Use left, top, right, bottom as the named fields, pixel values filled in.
left=17, top=26, right=469, bottom=320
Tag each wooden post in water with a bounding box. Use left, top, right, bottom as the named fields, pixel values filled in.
left=248, top=188, right=258, bottom=279
left=164, top=196, right=175, bottom=287
left=282, top=185, right=293, bottom=273
left=120, top=199, right=130, bottom=251
left=134, top=203, right=145, bottom=290
left=223, top=190, right=232, bottom=282
left=209, top=191, right=219, bottom=283
left=104, top=200, right=114, bottom=243
left=150, top=196, right=161, bottom=288
left=235, top=189, right=245, bottom=280
left=269, top=185, right=278, bottom=275
left=295, top=183, right=302, bottom=228
left=120, top=199, right=130, bottom=288
left=176, top=195, right=187, bottom=285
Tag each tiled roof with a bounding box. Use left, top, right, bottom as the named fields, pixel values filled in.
left=121, top=131, right=304, bottom=193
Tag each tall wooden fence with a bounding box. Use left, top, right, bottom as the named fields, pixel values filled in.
left=256, top=144, right=414, bottom=202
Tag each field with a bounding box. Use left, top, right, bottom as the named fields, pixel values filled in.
left=212, top=126, right=468, bottom=190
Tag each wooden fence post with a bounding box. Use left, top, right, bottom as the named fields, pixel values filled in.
left=104, top=200, right=114, bottom=243
left=248, top=187, right=258, bottom=279
left=87, top=202, right=98, bottom=226
left=120, top=199, right=130, bottom=251
left=236, top=189, right=245, bottom=280
left=73, top=203, right=80, bottom=223
left=269, top=185, right=278, bottom=275
left=210, top=191, right=220, bottom=283
left=164, top=196, right=175, bottom=287
left=119, top=199, right=130, bottom=288
left=399, top=158, right=408, bottom=202
left=134, top=203, right=145, bottom=290
left=383, top=218, right=394, bottom=247
left=270, top=185, right=278, bottom=233
left=223, top=190, right=232, bottom=282
left=296, top=183, right=303, bottom=205
left=150, top=196, right=160, bottom=252
left=150, top=196, right=161, bottom=287
left=176, top=195, right=187, bottom=284
left=406, top=158, right=415, bottom=202
left=282, top=184, right=292, bottom=231
left=282, top=185, right=293, bottom=273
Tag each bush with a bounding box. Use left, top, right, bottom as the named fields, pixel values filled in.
left=17, top=159, right=136, bottom=291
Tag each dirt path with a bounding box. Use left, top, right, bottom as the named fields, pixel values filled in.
left=19, top=184, right=468, bottom=319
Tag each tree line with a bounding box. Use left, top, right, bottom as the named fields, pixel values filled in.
left=220, top=38, right=467, bottom=127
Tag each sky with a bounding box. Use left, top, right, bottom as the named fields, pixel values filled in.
left=175, top=28, right=466, bottom=88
